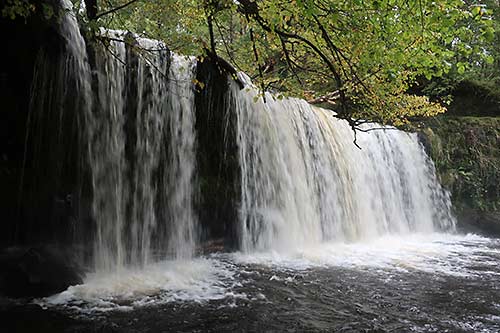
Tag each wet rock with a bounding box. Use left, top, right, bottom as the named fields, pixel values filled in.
left=195, top=57, right=241, bottom=249
left=456, top=209, right=500, bottom=237
left=0, top=302, right=116, bottom=333
left=416, top=130, right=432, bottom=157
left=0, top=246, right=83, bottom=298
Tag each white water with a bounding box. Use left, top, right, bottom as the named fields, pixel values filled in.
left=231, top=73, right=455, bottom=253
left=37, top=233, right=500, bottom=313
left=232, top=233, right=500, bottom=278
left=60, top=0, right=93, bottom=101
left=86, top=29, right=199, bottom=270
left=54, top=10, right=200, bottom=271
left=40, top=257, right=240, bottom=313
left=88, top=29, right=128, bottom=270
left=165, top=54, right=198, bottom=260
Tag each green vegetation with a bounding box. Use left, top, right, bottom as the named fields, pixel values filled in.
left=1, top=0, right=35, bottom=20
left=418, top=117, right=499, bottom=212
left=3, top=0, right=499, bottom=206
left=4, top=0, right=499, bottom=125
left=74, top=0, right=497, bottom=126
left=417, top=0, right=500, bottom=112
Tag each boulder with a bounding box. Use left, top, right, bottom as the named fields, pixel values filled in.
left=0, top=246, right=83, bottom=298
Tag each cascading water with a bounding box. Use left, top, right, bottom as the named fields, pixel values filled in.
left=164, top=54, right=198, bottom=260
left=87, top=30, right=199, bottom=270
left=87, top=29, right=128, bottom=270
left=46, top=1, right=199, bottom=271
left=231, top=73, right=455, bottom=253
left=44, top=1, right=455, bottom=266
left=18, top=0, right=94, bottom=244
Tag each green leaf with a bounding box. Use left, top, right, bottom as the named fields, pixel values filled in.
left=472, top=6, right=481, bottom=16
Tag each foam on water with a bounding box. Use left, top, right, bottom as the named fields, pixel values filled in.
left=34, top=233, right=500, bottom=314
left=37, top=257, right=241, bottom=313
left=232, top=233, right=500, bottom=278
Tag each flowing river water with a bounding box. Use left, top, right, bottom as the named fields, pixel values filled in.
left=22, top=233, right=498, bottom=332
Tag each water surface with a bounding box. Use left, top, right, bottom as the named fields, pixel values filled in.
left=27, top=233, right=500, bottom=332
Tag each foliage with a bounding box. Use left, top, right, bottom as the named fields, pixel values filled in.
left=1, top=0, right=35, bottom=20
left=417, top=116, right=500, bottom=212
left=419, top=0, right=500, bottom=106
left=72, top=0, right=496, bottom=124
left=71, top=0, right=210, bottom=55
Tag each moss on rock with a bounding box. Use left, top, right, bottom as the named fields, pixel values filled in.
left=415, top=116, right=500, bottom=234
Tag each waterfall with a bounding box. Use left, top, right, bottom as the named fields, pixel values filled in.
left=19, top=0, right=93, bottom=244
left=165, top=54, right=198, bottom=260
left=87, top=30, right=198, bottom=270
left=231, top=74, right=455, bottom=253
left=30, top=0, right=455, bottom=271
left=51, top=2, right=199, bottom=271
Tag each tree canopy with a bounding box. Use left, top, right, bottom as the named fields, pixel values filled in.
left=3, top=0, right=499, bottom=126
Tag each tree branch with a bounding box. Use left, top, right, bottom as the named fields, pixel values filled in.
left=95, top=0, right=139, bottom=20
left=237, top=0, right=346, bottom=110
left=249, top=26, right=266, bottom=102
left=307, top=90, right=340, bottom=105
left=278, top=35, right=303, bottom=85
left=206, top=13, right=217, bottom=55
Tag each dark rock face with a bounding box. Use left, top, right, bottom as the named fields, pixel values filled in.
left=416, top=131, right=432, bottom=157
left=195, top=58, right=241, bottom=250
left=0, top=0, right=84, bottom=249
left=0, top=246, right=83, bottom=298
left=0, top=0, right=91, bottom=300
left=455, top=210, right=500, bottom=237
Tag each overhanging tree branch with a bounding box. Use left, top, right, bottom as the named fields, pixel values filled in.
left=95, top=0, right=139, bottom=20
left=237, top=0, right=347, bottom=112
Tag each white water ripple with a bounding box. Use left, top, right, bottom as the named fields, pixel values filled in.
left=231, top=233, right=500, bottom=278
left=35, top=233, right=500, bottom=314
